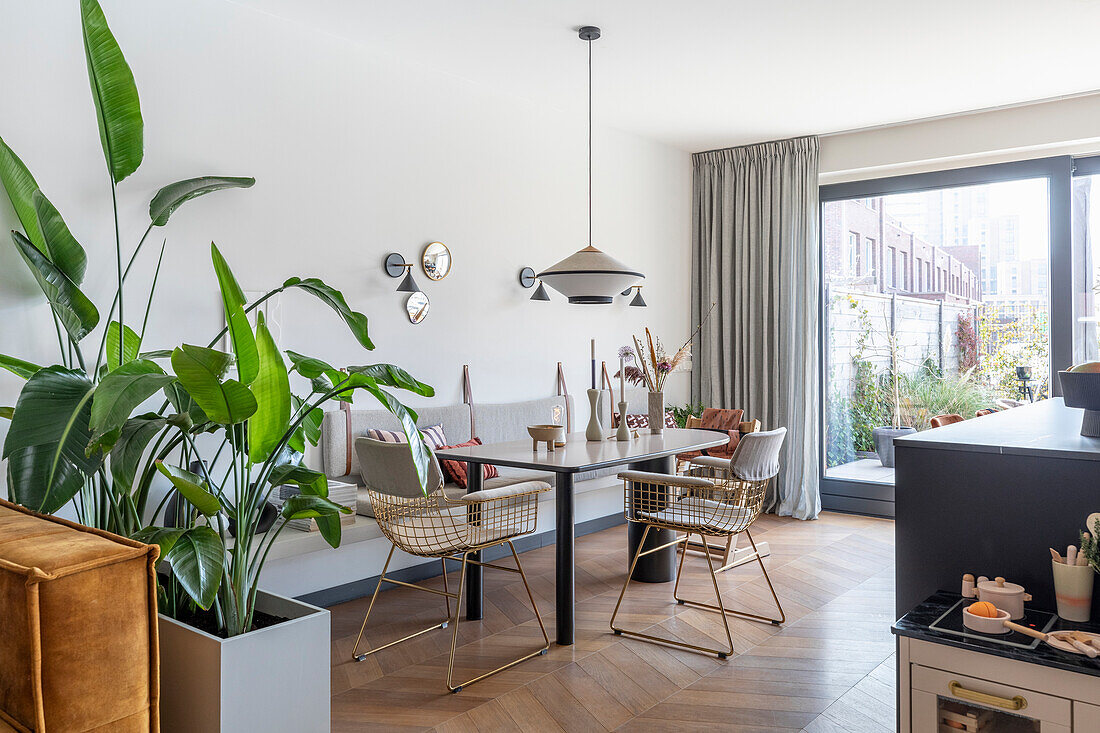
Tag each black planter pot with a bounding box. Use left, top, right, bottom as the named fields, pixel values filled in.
left=228, top=498, right=279, bottom=538
left=872, top=426, right=916, bottom=468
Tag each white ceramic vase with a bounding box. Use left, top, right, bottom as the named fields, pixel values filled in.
left=586, top=388, right=604, bottom=441
left=616, top=400, right=631, bottom=441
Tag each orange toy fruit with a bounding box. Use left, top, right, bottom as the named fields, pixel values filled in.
left=968, top=601, right=999, bottom=617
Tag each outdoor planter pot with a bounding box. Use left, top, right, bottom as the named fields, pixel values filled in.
left=872, top=426, right=916, bottom=467
left=158, top=590, right=329, bottom=732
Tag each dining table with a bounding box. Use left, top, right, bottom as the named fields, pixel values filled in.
left=434, top=428, right=730, bottom=645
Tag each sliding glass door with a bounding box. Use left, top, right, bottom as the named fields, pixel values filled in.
left=819, top=158, right=1073, bottom=517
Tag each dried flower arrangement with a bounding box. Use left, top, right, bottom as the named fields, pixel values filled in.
left=615, top=304, right=716, bottom=393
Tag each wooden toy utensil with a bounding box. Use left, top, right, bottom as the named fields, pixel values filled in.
left=1003, top=620, right=1100, bottom=657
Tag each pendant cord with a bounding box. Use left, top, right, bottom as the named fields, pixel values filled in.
left=587, top=36, right=592, bottom=247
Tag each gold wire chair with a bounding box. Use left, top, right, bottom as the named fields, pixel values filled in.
left=610, top=428, right=787, bottom=658
left=349, top=438, right=551, bottom=692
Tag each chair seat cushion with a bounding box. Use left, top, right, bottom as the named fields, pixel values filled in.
left=636, top=496, right=748, bottom=534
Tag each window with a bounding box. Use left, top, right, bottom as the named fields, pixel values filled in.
left=847, top=232, right=858, bottom=275
left=822, top=169, right=1052, bottom=507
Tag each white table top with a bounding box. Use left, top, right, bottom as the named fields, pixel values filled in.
left=434, top=428, right=730, bottom=473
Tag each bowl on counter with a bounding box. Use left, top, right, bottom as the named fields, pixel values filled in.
left=1058, top=370, right=1100, bottom=437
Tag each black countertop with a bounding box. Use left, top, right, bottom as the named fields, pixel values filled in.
left=894, top=398, right=1100, bottom=461
left=894, top=591, right=1100, bottom=678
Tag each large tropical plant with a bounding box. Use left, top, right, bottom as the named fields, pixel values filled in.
left=1, top=0, right=434, bottom=637
left=1, top=0, right=253, bottom=535
left=134, top=243, right=433, bottom=637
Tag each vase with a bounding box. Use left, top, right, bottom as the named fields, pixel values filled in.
left=616, top=400, right=632, bottom=442
left=648, top=391, right=664, bottom=435
left=586, top=388, right=604, bottom=442
left=871, top=426, right=916, bottom=467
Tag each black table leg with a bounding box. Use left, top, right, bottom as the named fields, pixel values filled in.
left=465, top=460, right=483, bottom=621
left=626, top=455, right=677, bottom=582
left=555, top=471, right=575, bottom=645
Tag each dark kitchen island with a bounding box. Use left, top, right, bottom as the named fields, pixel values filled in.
left=894, top=398, right=1100, bottom=620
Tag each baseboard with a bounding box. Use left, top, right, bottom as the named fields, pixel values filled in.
left=297, top=513, right=627, bottom=608
left=821, top=493, right=895, bottom=518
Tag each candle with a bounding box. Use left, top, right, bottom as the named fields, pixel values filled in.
left=619, top=357, right=625, bottom=402
left=590, top=339, right=596, bottom=390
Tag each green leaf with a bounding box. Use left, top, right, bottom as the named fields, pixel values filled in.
left=285, top=350, right=336, bottom=380
left=162, top=381, right=209, bottom=428
left=155, top=461, right=221, bottom=517
left=283, top=277, right=373, bottom=350
left=133, top=525, right=184, bottom=561
left=164, top=526, right=223, bottom=610
left=211, top=243, right=258, bottom=384
left=89, top=360, right=174, bottom=450
left=12, top=231, right=100, bottom=343
left=33, top=190, right=87, bottom=285
left=105, top=321, right=141, bottom=371
left=0, top=136, right=45, bottom=251
left=109, top=413, right=166, bottom=491
left=268, top=463, right=328, bottom=498
left=138, top=349, right=173, bottom=360
left=280, top=494, right=350, bottom=548
left=348, top=364, right=434, bottom=397
left=0, top=407, right=13, bottom=420
left=3, top=366, right=101, bottom=513
left=356, top=381, right=431, bottom=493
left=80, top=0, right=143, bottom=183
left=171, top=345, right=256, bottom=425
left=149, top=176, right=255, bottom=227
left=0, top=353, right=41, bottom=380
left=248, top=313, right=290, bottom=464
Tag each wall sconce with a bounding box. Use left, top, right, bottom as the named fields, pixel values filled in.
left=520, top=267, right=551, bottom=301
left=622, top=285, right=646, bottom=307
left=385, top=253, right=421, bottom=293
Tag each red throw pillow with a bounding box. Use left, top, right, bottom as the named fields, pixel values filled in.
left=437, top=438, right=499, bottom=489
left=616, top=412, right=678, bottom=429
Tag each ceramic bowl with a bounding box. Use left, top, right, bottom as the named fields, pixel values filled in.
left=528, top=424, right=565, bottom=445
left=962, top=605, right=1010, bottom=634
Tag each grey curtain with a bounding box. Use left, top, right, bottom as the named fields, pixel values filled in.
left=690, top=136, right=821, bottom=520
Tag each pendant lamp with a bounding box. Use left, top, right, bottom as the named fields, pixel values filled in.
left=537, top=26, right=643, bottom=304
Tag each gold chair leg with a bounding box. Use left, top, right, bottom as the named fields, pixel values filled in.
left=446, top=543, right=550, bottom=693
left=680, top=530, right=785, bottom=626
left=352, top=544, right=453, bottom=662
left=611, top=525, right=735, bottom=658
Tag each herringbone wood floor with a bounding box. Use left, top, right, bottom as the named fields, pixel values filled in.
left=329, top=511, right=896, bottom=732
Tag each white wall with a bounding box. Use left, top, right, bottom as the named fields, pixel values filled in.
left=0, top=0, right=692, bottom=487
left=820, top=92, right=1100, bottom=183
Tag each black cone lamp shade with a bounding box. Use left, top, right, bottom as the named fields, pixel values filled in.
left=531, top=281, right=551, bottom=301
left=396, top=267, right=420, bottom=293
left=629, top=288, right=646, bottom=307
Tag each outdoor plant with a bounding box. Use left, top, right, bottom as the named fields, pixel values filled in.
left=0, top=0, right=433, bottom=637
left=670, top=401, right=706, bottom=429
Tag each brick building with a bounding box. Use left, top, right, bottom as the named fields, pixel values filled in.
left=823, top=197, right=980, bottom=304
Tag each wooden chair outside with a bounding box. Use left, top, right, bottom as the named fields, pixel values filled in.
left=930, top=413, right=965, bottom=428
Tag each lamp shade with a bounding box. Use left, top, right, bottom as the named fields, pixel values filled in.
left=530, top=281, right=551, bottom=301
left=537, top=245, right=643, bottom=304
left=396, top=269, right=421, bottom=293
left=629, top=289, right=647, bottom=307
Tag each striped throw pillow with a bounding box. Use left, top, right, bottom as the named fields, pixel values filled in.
left=366, top=424, right=448, bottom=450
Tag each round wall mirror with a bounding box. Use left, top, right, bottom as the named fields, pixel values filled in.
left=422, top=242, right=452, bottom=281
left=405, top=291, right=430, bottom=324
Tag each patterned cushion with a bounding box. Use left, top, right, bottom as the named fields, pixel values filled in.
left=615, top=412, right=678, bottom=429
left=366, top=423, right=448, bottom=450
left=437, top=438, right=499, bottom=489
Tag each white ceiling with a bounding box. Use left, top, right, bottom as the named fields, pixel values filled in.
left=230, top=0, right=1100, bottom=152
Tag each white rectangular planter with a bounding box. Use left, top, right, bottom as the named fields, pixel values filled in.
left=158, top=590, right=330, bottom=732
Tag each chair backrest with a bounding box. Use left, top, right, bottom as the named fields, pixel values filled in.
left=975, top=408, right=997, bottom=417
left=729, top=428, right=786, bottom=482
left=685, top=415, right=703, bottom=429
left=930, top=413, right=964, bottom=428
left=700, top=408, right=744, bottom=431
left=353, top=437, right=444, bottom=498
